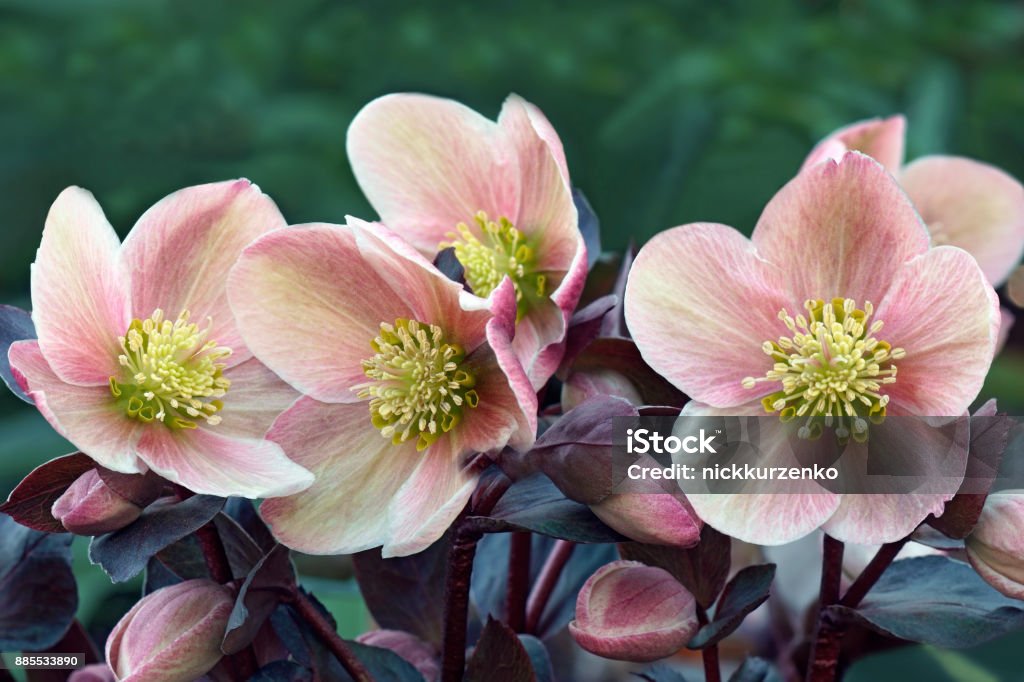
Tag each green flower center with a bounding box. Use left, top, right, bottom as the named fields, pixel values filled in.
left=441, top=211, right=546, bottom=319
left=357, top=318, right=479, bottom=451
left=742, top=298, right=905, bottom=441
left=109, top=309, right=231, bottom=429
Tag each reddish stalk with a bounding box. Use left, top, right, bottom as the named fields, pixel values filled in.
left=524, top=540, right=576, bottom=634
left=506, top=532, right=532, bottom=632
left=293, top=590, right=373, bottom=682
left=441, top=523, right=484, bottom=682
left=806, top=535, right=845, bottom=682
left=840, top=538, right=907, bottom=608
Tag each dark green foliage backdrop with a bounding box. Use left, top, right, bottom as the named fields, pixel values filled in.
left=1, top=1, right=1023, bottom=678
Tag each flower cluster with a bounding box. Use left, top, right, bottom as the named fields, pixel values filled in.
left=3, top=97, right=1024, bottom=682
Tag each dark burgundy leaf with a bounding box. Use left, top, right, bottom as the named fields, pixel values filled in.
left=688, top=564, right=775, bottom=649
left=567, top=337, right=685, bottom=407
left=469, top=474, right=624, bottom=544
left=224, top=497, right=276, bottom=552
left=89, top=495, right=225, bottom=582
left=830, top=555, right=1024, bottom=648
left=929, top=401, right=1013, bottom=538
left=223, top=544, right=296, bottom=654
left=434, top=247, right=466, bottom=287
left=248, top=660, right=313, bottom=682
left=600, top=241, right=635, bottom=338
left=24, top=620, right=100, bottom=682
left=0, top=453, right=95, bottom=532
left=214, top=511, right=265, bottom=578
left=517, top=635, right=553, bottom=682
left=0, top=513, right=77, bottom=651
left=557, top=295, right=618, bottom=376
left=464, top=617, right=535, bottom=682
left=619, top=524, right=732, bottom=609
left=352, top=534, right=450, bottom=648
left=0, top=304, right=37, bottom=403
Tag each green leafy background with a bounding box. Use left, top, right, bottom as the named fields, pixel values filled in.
left=1, top=1, right=1023, bottom=679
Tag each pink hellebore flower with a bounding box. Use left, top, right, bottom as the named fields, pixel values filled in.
left=803, top=115, right=1024, bottom=287
left=347, top=93, right=587, bottom=389
left=569, top=560, right=698, bottom=663
left=625, top=153, right=999, bottom=545
left=228, top=218, right=536, bottom=557
left=9, top=182, right=313, bottom=498
left=966, top=491, right=1024, bottom=599
left=105, top=579, right=234, bottom=682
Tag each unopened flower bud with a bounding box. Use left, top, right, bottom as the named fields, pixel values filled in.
left=105, top=579, right=234, bottom=682
left=52, top=469, right=142, bottom=535
left=569, top=560, right=698, bottom=662
left=69, top=664, right=116, bottom=682
left=561, top=369, right=643, bottom=411
left=591, top=492, right=701, bottom=547
left=966, top=491, right=1024, bottom=599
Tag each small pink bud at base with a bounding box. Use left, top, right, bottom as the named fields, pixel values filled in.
left=69, top=664, right=116, bottom=682
left=52, top=469, right=143, bottom=535
left=569, top=560, right=699, bottom=662
left=591, top=493, right=702, bottom=547
left=561, top=369, right=643, bottom=412
left=357, top=629, right=440, bottom=681
left=966, top=491, right=1024, bottom=599
left=105, top=579, right=234, bottom=682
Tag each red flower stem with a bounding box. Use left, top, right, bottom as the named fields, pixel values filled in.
left=696, top=605, right=721, bottom=682
left=524, top=540, right=576, bottom=634
left=839, top=538, right=908, bottom=608
left=441, top=523, right=484, bottom=682
left=293, top=590, right=373, bottom=682
left=506, top=532, right=532, bottom=632
left=807, top=535, right=845, bottom=682
left=196, top=522, right=233, bottom=584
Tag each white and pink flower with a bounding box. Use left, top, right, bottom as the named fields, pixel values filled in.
left=228, top=217, right=537, bottom=557
left=625, top=153, right=999, bottom=545
left=9, top=181, right=313, bottom=499
left=346, top=93, right=587, bottom=389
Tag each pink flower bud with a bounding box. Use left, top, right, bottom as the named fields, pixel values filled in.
left=966, top=491, right=1024, bottom=599
left=591, top=493, right=702, bottom=547
left=569, top=560, right=698, bottom=662
left=51, top=469, right=143, bottom=535
left=357, top=629, right=439, bottom=681
left=105, top=579, right=234, bottom=682
left=561, top=369, right=643, bottom=411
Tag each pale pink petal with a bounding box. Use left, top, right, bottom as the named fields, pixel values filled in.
left=215, top=358, right=300, bottom=440
left=624, top=223, right=791, bottom=407
left=457, top=278, right=537, bottom=453
left=512, top=297, right=569, bottom=390
left=591, top=493, right=701, bottom=547
left=677, top=400, right=840, bottom=545
left=801, top=116, right=906, bottom=173
left=9, top=340, right=142, bottom=473
left=260, top=397, right=422, bottom=555
left=31, top=187, right=130, bottom=386
left=135, top=425, right=313, bottom=499
left=122, top=180, right=286, bottom=368
left=383, top=437, right=478, bottom=557
left=900, top=156, right=1024, bottom=286
left=823, top=494, right=951, bottom=544
left=346, top=93, right=518, bottom=254
left=755, top=152, right=929, bottom=306
left=876, top=246, right=999, bottom=416
left=228, top=223, right=414, bottom=403
left=504, top=94, right=570, bottom=184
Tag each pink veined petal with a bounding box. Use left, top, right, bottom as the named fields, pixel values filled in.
left=801, top=115, right=906, bottom=173
left=31, top=187, right=130, bottom=386
left=215, top=357, right=300, bottom=440
left=135, top=426, right=313, bottom=499
left=383, top=436, right=478, bottom=558
left=504, top=94, right=570, bottom=184
left=228, top=223, right=414, bottom=403
left=349, top=217, right=491, bottom=353
left=624, top=223, right=792, bottom=407
left=9, top=340, right=142, bottom=473
left=260, top=397, right=422, bottom=555
left=900, top=155, right=1024, bottom=286
left=121, top=179, right=287, bottom=369
left=678, top=400, right=840, bottom=545
left=754, top=152, right=930, bottom=307
left=875, top=246, right=999, bottom=416
left=346, top=93, right=519, bottom=254
left=823, top=494, right=951, bottom=545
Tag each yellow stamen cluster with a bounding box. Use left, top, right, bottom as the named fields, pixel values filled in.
left=742, top=298, right=905, bottom=442
left=441, top=211, right=546, bottom=319
left=357, top=318, right=479, bottom=451
left=109, top=309, right=231, bottom=429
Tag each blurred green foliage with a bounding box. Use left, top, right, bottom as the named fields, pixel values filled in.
left=1, top=0, right=1024, bottom=675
